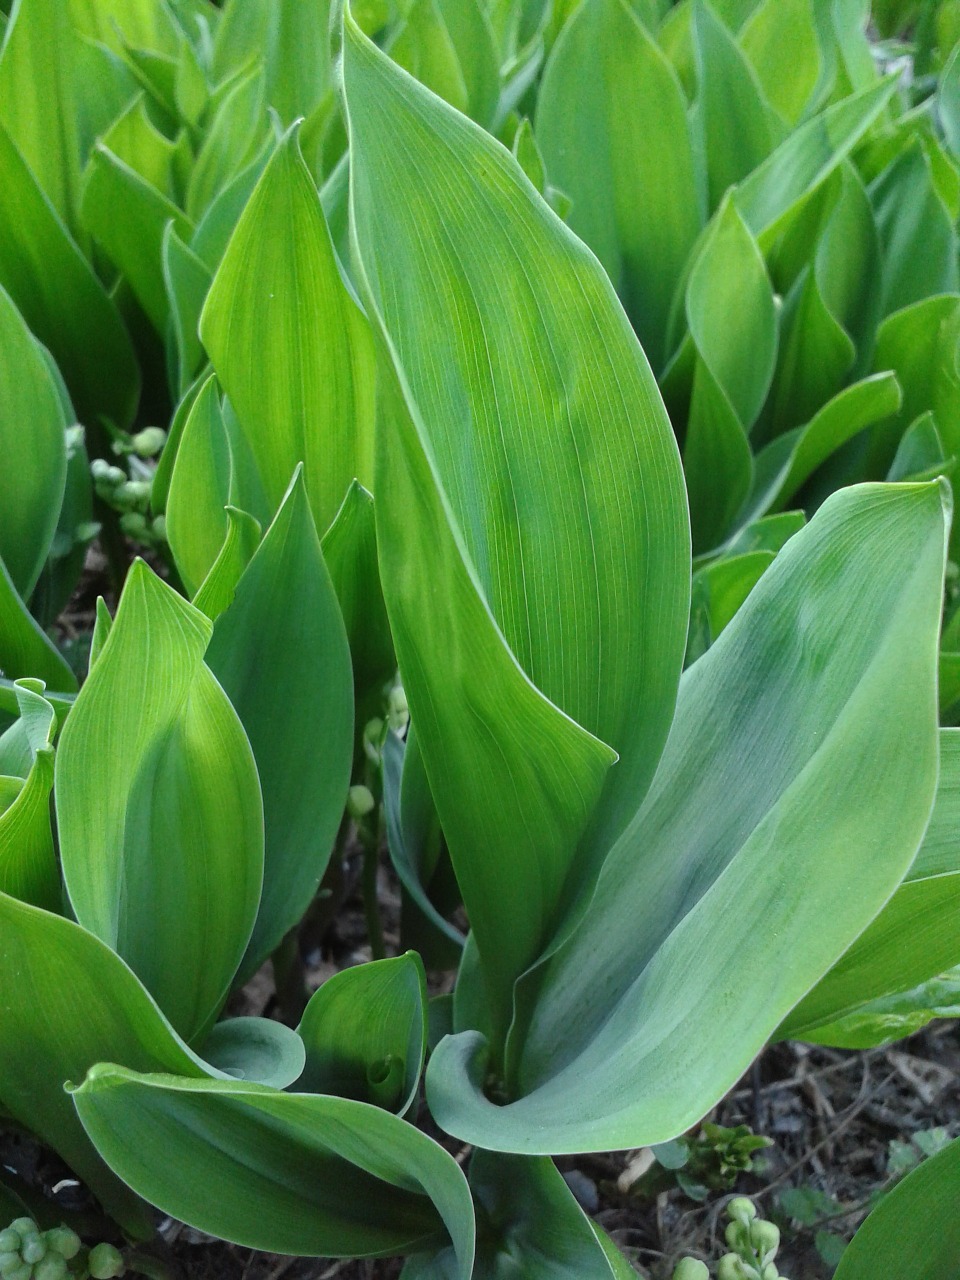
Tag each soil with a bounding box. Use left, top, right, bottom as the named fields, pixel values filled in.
left=5, top=545, right=957, bottom=1279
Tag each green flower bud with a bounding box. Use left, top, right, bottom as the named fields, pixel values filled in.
left=21, top=1237, right=45, bottom=1265
left=46, top=1230, right=80, bottom=1261
left=727, top=1197, right=757, bottom=1226
left=65, top=425, right=85, bottom=454
left=347, top=784, right=375, bottom=819
left=0, top=1253, right=21, bottom=1274
left=119, top=512, right=148, bottom=539
left=3, top=1264, right=32, bottom=1280
left=673, top=1260, right=709, bottom=1280
left=0, top=1233, right=20, bottom=1254
left=9, top=1222, right=36, bottom=1239
left=725, top=1221, right=748, bottom=1251
left=150, top=515, right=167, bottom=543
left=761, top=1266, right=778, bottom=1280
left=750, top=1220, right=780, bottom=1259
left=74, top=521, right=101, bottom=544
left=34, top=1254, right=67, bottom=1280
left=362, top=717, right=384, bottom=762
left=114, top=481, right=151, bottom=512
left=386, top=685, right=408, bottom=732
left=131, top=427, right=166, bottom=458
left=90, top=459, right=113, bottom=481
left=88, top=1244, right=124, bottom=1279
left=717, top=1256, right=746, bottom=1280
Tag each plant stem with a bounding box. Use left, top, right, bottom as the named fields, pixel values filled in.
left=361, top=815, right=386, bottom=961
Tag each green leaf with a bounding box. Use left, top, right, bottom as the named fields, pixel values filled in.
left=297, top=953, right=427, bottom=1113
left=536, top=0, right=702, bottom=368
left=428, top=481, right=949, bottom=1152
left=72, top=1067, right=475, bottom=1271
left=98, top=94, right=178, bottom=197
left=201, top=1018, right=306, bottom=1089
left=389, top=0, right=470, bottom=117
left=435, top=0, right=500, bottom=126
left=29, top=422, right=97, bottom=629
left=0, top=894, right=212, bottom=1234
left=789, top=967, right=960, bottom=1049
left=205, top=469, right=353, bottom=977
left=0, top=285, right=67, bottom=598
left=686, top=550, right=775, bottom=666
left=834, top=1133, right=960, bottom=1279
left=320, top=481, right=396, bottom=704
left=200, top=124, right=376, bottom=534
left=56, top=560, right=264, bottom=1043
left=738, top=0, right=821, bottom=124
left=80, top=143, right=194, bottom=335
left=405, top=1152, right=630, bottom=1278
left=743, top=373, right=903, bottom=522
left=162, top=221, right=213, bottom=397
left=779, top=728, right=960, bottom=1043
left=0, top=554, right=77, bottom=692
left=887, top=412, right=952, bottom=483
left=0, top=122, right=139, bottom=427
left=166, top=375, right=232, bottom=595
left=692, top=0, right=778, bottom=212
left=0, top=681, right=59, bottom=910
left=191, top=506, right=262, bottom=622
left=683, top=196, right=774, bottom=550
left=342, top=13, right=689, bottom=1040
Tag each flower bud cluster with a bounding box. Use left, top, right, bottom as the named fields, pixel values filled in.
left=90, top=461, right=166, bottom=548
left=0, top=1220, right=123, bottom=1280
left=672, top=1198, right=790, bottom=1280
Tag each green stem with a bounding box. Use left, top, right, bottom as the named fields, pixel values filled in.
left=272, top=929, right=308, bottom=1024
left=361, top=815, right=386, bottom=961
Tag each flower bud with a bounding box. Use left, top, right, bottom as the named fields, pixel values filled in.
left=3, top=1264, right=31, bottom=1280
left=673, top=1260, right=709, bottom=1280
left=0, top=1233, right=19, bottom=1254
left=727, top=1197, right=757, bottom=1226
left=21, top=1237, right=45, bottom=1265
left=0, top=1254, right=21, bottom=1274
left=725, top=1221, right=748, bottom=1251
left=750, top=1220, right=780, bottom=1259
left=90, top=458, right=113, bottom=481
left=35, top=1254, right=67, bottom=1280
left=114, top=481, right=151, bottom=512
left=761, top=1266, right=779, bottom=1280
left=347, top=784, right=375, bottom=820
left=363, top=717, right=384, bottom=762
left=386, top=685, right=408, bottom=733
left=119, top=512, right=148, bottom=539
left=717, top=1256, right=746, bottom=1280
left=150, top=515, right=167, bottom=543
left=9, top=1223, right=36, bottom=1241
left=47, top=1230, right=80, bottom=1261
left=88, top=1244, right=124, bottom=1279
left=131, top=427, right=166, bottom=458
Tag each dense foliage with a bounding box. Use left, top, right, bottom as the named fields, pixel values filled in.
left=0, top=0, right=959, bottom=1275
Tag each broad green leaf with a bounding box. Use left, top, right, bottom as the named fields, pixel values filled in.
left=0, top=123, right=139, bottom=427
left=692, top=0, right=777, bottom=212
left=73, top=1067, right=475, bottom=1272
left=205, top=470, right=353, bottom=977
left=685, top=550, right=775, bottom=666
left=320, top=481, right=396, bottom=705
left=779, top=728, right=960, bottom=1042
left=405, top=1152, right=631, bottom=1279
left=0, top=681, right=58, bottom=910
left=941, top=43, right=960, bottom=157
left=191, top=506, right=262, bottom=622
left=734, top=77, right=897, bottom=242
left=0, top=894, right=211, bottom=1234
left=834, top=1133, right=960, bottom=1279
left=871, top=141, right=960, bottom=319
left=186, top=63, right=267, bottom=221
left=739, top=0, right=821, bottom=124
left=29, top=422, right=97, bottom=630
left=297, top=953, right=427, bottom=1113
left=536, top=0, right=702, bottom=368
left=718, top=509, right=806, bottom=558
left=0, top=554, right=77, bottom=692
left=166, top=375, right=232, bottom=595
left=150, top=375, right=204, bottom=515
left=201, top=125, right=376, bottom=534
left=162, top=221, right=213, bottom=397
left=56, top=560, right=264, bottom=1043
left=792, top=967, right=960, bottom=1049
left=201, top=1018, right=306, bottom=1089
left=190, top=130, right=273, bottom=272
left=81, top=144, right=194, bottom=334
left=428, top=481, right=949, bottom=1151
left=390, top=0, right=470, bottom=116
left=212, top=0, right=334, bottom=125
left=0, top=286, right=67, bottom=598
left=435, top=0, right=500, bottom=126
left=98, top=94, right=178, bottom=198
left=683, top=197, right=773, bottom=550
left=887, top=412, right=953, bottom=483
left=342, top=13, right=690, bottom=1038
left=743, top=373, right=902, bottom=522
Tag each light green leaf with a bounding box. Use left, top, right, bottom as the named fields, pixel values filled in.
left=389, top=0, right=470, bottom=117
left=201, top=125, right=375, bottom=534
left=56, top=560, right=264, bottom=1043
left=0, top=122, right=139, bottom=427
left=428, top=481, right=949, bottom=1151
left=0, top=554, right=77, bottom=692
left=0, top=681, right=58, bottom=910
left=887, top=412, right=952, bottom=483
left=191, top=506, right=262, bottom=622
left=0, top=286, right=67, bottom=598
left=343, top=13, right=690, bottom=1040
left=834, top=1133, right=960, bottom=1279
left=81, top=143, right=194, bottom=334
left=187, top=63, right=267, bottom=221
left=536, top=0, right=702, bottom=368
left=166, top=375, right=232, bottom=595
left=686, top=550, right=775, bottom=666
left=297, top=953, right=427, bottom=1113
left=98, top=94, right=178, bottom=198
left=205, top=470, right=353, bottom=977
left=201, top=1018, right=306, bottom=1088
left=435, top=0, right=500, bottom=126
left=29, top=421, right=96, bottom=630
left=72, top=1067, right=475, bottom=1272
left=162, top=221, right=213, bottom=397
left=738, top=0, right=821, bottom=124
left=791, top=968, right=960, bottom=1049
left=779, top=728, right=960, bottom=1043
left=0, top=893, right=212, bottom=1234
